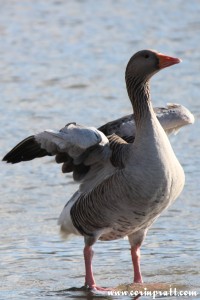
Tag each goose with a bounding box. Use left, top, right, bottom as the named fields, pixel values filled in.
left=3, top=50, right=192, bottom=291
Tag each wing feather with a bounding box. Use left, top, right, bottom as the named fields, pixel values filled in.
left=2, top=104, right=194, bottom=183
left=2, top=123, right=111, bottom=182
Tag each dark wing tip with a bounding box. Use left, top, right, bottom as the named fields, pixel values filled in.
left=2, top=135, right=51, bottom=164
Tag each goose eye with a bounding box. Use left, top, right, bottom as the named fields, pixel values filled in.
left=144, top=54, right=149, bottom=59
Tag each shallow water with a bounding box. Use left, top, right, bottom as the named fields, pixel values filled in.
left=0, top=1, right=200, bottom=299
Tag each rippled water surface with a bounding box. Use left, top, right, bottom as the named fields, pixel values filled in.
left=0, top=1, right=200, bottom=299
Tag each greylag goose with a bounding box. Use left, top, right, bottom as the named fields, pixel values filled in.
left=3, top=50, right=190, bottom=291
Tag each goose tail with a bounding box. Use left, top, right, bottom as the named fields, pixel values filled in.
left=58, top=191, right=81, bottom=240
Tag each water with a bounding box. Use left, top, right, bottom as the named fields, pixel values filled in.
left=0, top=0, right=200, bottom=299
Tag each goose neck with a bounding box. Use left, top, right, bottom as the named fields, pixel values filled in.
left=126, top=76, right=153, bottom=127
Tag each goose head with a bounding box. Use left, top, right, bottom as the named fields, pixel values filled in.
left=125, top=49, right=181, bottom=82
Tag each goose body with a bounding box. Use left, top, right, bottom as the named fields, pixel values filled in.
left=3, top=50, right=193, bottom=290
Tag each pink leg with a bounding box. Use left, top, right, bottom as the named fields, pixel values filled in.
left=84, top=245, right=96, bottom=288
left=131, top=245, right=143, bottom=283
left=84, top=245, right=111, bottom=291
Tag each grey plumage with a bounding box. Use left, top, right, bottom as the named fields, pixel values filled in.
left=3, top=104, right=194, bottom=181
left=2, top=49, right=194, bottom=288
left=99, top=103, right=194, bottom=138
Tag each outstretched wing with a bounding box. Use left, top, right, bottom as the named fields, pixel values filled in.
left=2, top=135, right=51, bottom=164
left=56, top=103, right=194, bottom=177
left=3, top=122, right=129, bottom=184
left=2, top=103, right=194, bottom=183
left=3, top=123, right=109, bottom=163
left=153, top=103, right=194, bottom=135
left=98, top=103, right=194, bottom=140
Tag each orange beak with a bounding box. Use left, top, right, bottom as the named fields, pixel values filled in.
left=157, top=52, right=182, bottom=69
